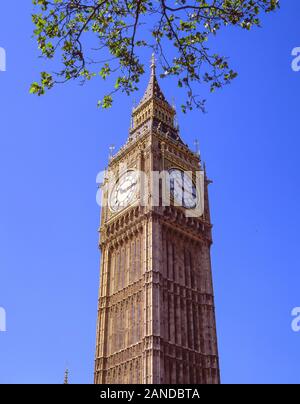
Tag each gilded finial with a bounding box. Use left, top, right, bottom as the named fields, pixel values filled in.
left=172, top=97, right=179, bottom=128
left=151, top=53, right=156, bottom=75
left=109, top=144, right=115, bottom=160
left=172, top=97, right=176, bottom=110
left=131, top=98, right=136, bottom=129
left=194, top=139, right=200, bottom=157
left=64, top=368, right=69, bottom=385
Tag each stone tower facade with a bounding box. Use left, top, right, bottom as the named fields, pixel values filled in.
left=94, top=58, right=220, bottom=384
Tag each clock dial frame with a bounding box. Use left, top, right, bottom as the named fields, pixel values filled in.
left=109, top=170, right=139, bottom=212
left=168, top=168, right=198, bottom=209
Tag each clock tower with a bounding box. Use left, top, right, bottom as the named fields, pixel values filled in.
left=94, top=57, right=220, bottom=384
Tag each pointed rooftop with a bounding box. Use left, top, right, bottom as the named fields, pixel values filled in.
left=128, top=54, right=185, bottom=144
left=139, top=54, right=167, bottom=105
left=132, top=54, right=176, bottom=125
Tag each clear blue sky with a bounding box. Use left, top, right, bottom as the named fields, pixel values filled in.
left=0, top=2, right=299, bottom=384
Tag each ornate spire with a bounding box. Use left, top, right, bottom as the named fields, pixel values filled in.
left=139, top=53, right=167, bottom=105
left=130, top=53, right=184, bottom=144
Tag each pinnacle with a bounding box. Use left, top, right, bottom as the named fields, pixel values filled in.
left=138, top=54, right=168, bottom=106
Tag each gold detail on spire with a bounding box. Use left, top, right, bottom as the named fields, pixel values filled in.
left=64, top=368, right=69, bottom=385
left=151, top=53, right=156, bottom=75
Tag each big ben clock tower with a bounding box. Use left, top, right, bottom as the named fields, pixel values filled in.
left=94, top=56, right=220, bottom=384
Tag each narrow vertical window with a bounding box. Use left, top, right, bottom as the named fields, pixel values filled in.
left=136, top=237, right=140, bottom=279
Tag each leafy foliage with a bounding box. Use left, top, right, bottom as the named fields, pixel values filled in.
left=31, top=0, right=279, bottom=112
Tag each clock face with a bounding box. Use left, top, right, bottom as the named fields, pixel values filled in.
left=169, top=169, right=198, bottom=209
left=109, top=170, right=138, bottom=212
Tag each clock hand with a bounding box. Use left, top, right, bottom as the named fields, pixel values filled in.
left=119, top=181, right=137, bottom=195
left=173, top=182, right=194, bottom=195
left=183, top=189, right=196, bottom=197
